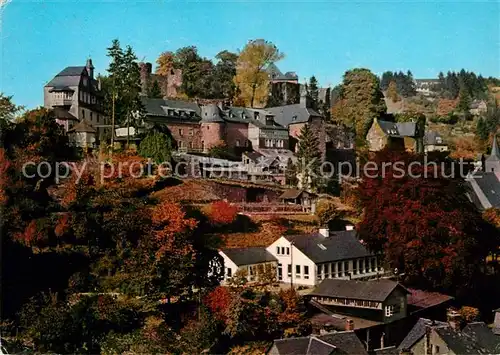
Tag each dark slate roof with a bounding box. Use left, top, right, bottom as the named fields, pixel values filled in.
left=284, top=230, right=373, bottom=264
left=221, top=247, right=277, bottom=266
left=68, top=119, right=96, bottom=133
left=317, top=332, right=368, bottom=354
left=272, top=331, right=368, bottom=355
left=57, top=66, right=86, bottom=76
left=279, top=188, right=305, bottom=200
left=267, top=63, right=298, bottom=81
left=424, top=131, right=447, bottom=146
left=142, top=97, right=201, bottom=117
left=243, top=151, right=264, bottom=162
left=305, top=337, right=337, bottom=355
left=468, top=172, right=500, bottom=209
left=46, top=66, right=86, bottom=88
left=266, top=104, right=322, bottom=127
left=487, top=135, right=500, bottom=162
left=309, top=279, right=408, bottom=302
left=398, top=318, right=448, bottom=350
left=375, top=119, right=416, bottom=138
left=374, top=346, right=399, bottom=355
left=462, top=322, right=500, bottom=354
left=201, top=104, right=225, bottom=123
left=434, top=326, right=489, bottom=354
left=52, top=107, right=78, bottom=121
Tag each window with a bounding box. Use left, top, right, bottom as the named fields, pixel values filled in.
left=81, top=109, right=85, bottom=119
left=372, top=258, right=376, bottom=272
left=304, top=266, right=309, bottom=279
left=90, top=112, right=93, bottom=121
left=385, top=305, right=394, bottom=317
left=83, top=77, right=88, bottom=87
left=353, top=260, right=358, bottom=275
left=189, top=142, right=193, bottom=149
left=189, top=129, right=194, bottom=136
left=235, top=139, right=240, bottom=147
left=281, top=247, right=285, bottom=255
left=344, top=261, right=349, bottom=277
left=276, top=246, right=280, bottom=255
left=292, top=115, right=297, bottom=121
left=202, top=141, right=205, bottom=150
left=295, top=265, right=301, bottom=278
left=332, top=263, right=337, bottom=278
left=179, top=129, right=183, bottom=136
left=338, top=262, right=343, bottom=277
left=79, top=91, right=83, bottom=101
left=317, top=264, right=323, bottom=280
left=287, top=264, right=292, bottom=277
left=227, top=268, right=232, bottom=278
left=359, top=259, right=364, bottom=274
left=317, top=243, right=327, bottom=250
left=207, top=126, right=210, bottom=130
left=365, top=258, right=370, bottom=273
left=286, top=247, right=290, bottom=255
left=97, top=114, right=100, bottom=123
left=179, top=141, right=184, bottom=148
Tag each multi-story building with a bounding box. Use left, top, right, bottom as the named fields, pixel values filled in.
left=140, top=98, right=289, bottom=153
left=139, top=62, right=182, bottom=98
left=267, top=94, right=326, bottom=159
left=219, top=226, right=384, bottom=286
left=44, top=59, right=108, bottom=144
left=267, top=63, right=300, bottom=106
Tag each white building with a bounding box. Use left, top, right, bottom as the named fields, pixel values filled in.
left=220, top=227, right=384, bottom=286
left=219, top=247, right=278, bottom=285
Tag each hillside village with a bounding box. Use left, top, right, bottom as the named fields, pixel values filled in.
left=1, top=37, right=500, bottom=354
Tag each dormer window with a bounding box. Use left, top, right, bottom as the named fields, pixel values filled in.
left=292, top=115, right=297, bottom=121
left=82, top=78, right=88, bottom=87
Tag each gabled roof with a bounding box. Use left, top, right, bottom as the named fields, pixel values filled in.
left=309, top=279, right=408, bottom=302
left=271, top=331, right=368, bottom=355
left=284, top=230, right=373, bottom=264
left=375, top=119, right=417, bottom=138
left=424, top=131, right=446, bottom=146
left=279, top=188, right=306, bottom=200
left=399, top=318, right=448, bottom=350
left=434, top=326, right=490, bottom=354
left=46, top=66, right=86, bottom=88
left=221, top=247, right=277, bottom=266
left=266, top=104, right=322, bottom=127
left=466, top=172, right=500, bottom=210
left=243, top=151, right=264, bottom=162
left=68, top=119, right=96, bottom=133
left=141, top=97, right=201, bottom=118
left=57, top=66, right=87, bottom=76
left=462, top=322, right=500, bottom=354
left=407, top=288, right=453, bottom=310
left=52, top=107, right=78, bottom=121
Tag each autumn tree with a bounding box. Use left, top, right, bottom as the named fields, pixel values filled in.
left=387, top=81, right=400, bottom=102
left=234, top=39, right=284, bottom=108
left=296, top=124, right=321, bottom=191
left=357, top=148, right=499, bottom=294
left=334, top=69, right=386, bottom=144
left=155, top=51, right=174, bottom=76
left=208, top=200, right=239, bottom=225
left=315, top=199, right=341, bottom=226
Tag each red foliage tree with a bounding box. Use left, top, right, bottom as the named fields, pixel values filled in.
left=151, top=202, right=198, bottom=258
left=208, top=201, right=239, bottom=225
left=0, top=148, right=11, bottom=206
left=203, top=286, right=234, bottom=323
left=357, top=148, right=499, bottom=293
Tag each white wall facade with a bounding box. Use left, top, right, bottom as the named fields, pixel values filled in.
left=266, top=236, right=317, bottom=286
left=219, top=251, right=239, bottom=286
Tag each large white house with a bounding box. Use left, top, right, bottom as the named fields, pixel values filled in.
left=220, top=227, right=384, bottom=286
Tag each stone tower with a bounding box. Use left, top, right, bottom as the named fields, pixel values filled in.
left=200, top=104, right=225, bottom=153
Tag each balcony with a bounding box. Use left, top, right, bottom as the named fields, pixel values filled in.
left=52, top=97, right=73, bottom=106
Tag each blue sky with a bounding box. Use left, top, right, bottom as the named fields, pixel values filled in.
left=1, top=0, right=499, bottom=109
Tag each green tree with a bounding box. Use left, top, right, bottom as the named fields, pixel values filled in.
left=308, top=76, right=319, bottom=110
left=296, top=124, right=321, bottom=191
left=211, top=50, right=238, bottom=99
left=138, top=131, right=172, bottom=164
left=335, top=69, right=386, bottom=145
left=0, top=93, right=23, bottom=121
left=457, top=86, right=471, bottom=113
left=234, top=39, right=284, bottom=108
left=148, top=80, right=163, bottom=99
left=285, top=158, right=298, bottom=187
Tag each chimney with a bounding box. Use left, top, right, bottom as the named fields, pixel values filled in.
left=447, top=309, right=463, bottom=331
left=345, top=225, right=354, bottom=231
left=319, top=227, right=329, bottom=238
left=345, top=319, right=354, bottom=331
left=300, top=93, right=311, bottom=108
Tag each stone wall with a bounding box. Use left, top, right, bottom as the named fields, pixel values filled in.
left=225, top=122, right=249, bottom=148
left=201, top=122, right=224, bottom=151
left=164, top=122, right=202, bottom=150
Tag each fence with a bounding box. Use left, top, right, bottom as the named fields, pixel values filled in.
left=237, top=203, right=311, bottom=214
